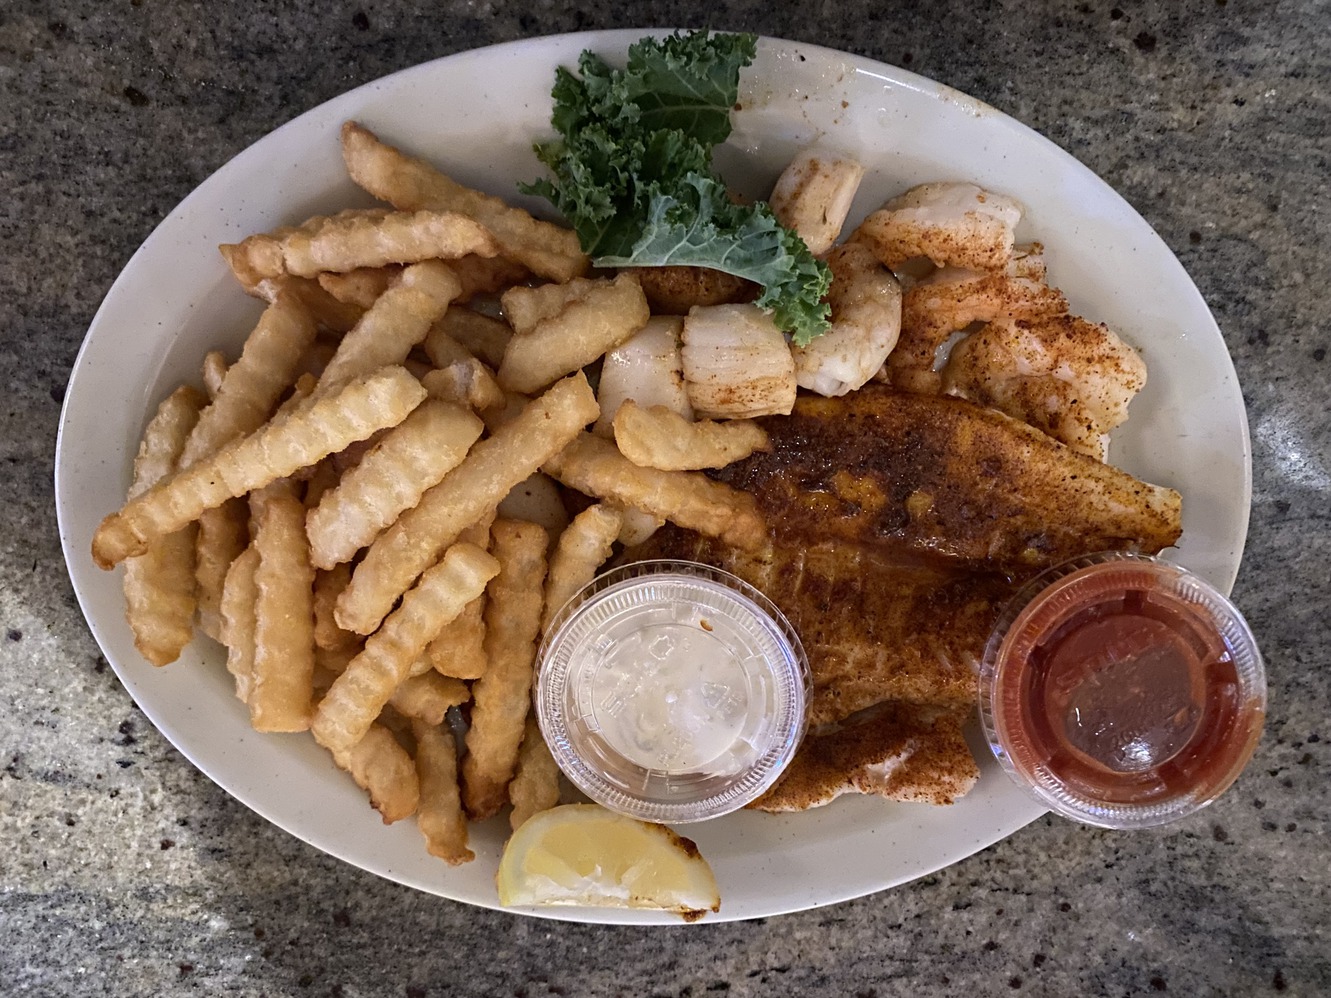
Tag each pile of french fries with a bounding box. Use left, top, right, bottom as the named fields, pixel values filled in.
left=92, top=122, right=772, bottom=864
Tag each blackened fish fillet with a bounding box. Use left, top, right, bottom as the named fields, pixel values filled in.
left=718, top=386, right=1181, bottom=574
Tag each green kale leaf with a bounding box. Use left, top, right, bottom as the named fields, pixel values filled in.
left=522, top=30, right=832, bottom=345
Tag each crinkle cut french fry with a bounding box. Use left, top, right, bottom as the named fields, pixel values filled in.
left=462, top=519, right=548, bottom=821
left=509, top=715, right=562, bottom=831
left=318, top=266, right=402, bottom=309
left=448, top=253, right=530, bottom=304
left=225, top=209, right=498, bottom=281
left=249, top=481, right=317, bottom=732
left=313, top=562, right=360, bottom=652
left=412, top=719, right=473, bottom=864
left=340, top=122, right=587, bottom=283
left=426, top=511, right=495, bottom=680
left=419, top=361, right=505, bottom=414
left=422, top=324, right=472, bottom=368
left=302, top=457, right=341, bottom=510
left=426, top=593, right=487, bottom=680
left=497, top=273, right=650, bottom=394
left=313, top=641, right=362, bottom=699
left=255, top=276, right=366, bottom=335
left=221, top=210, right=382, bottom=289
left=330, top=427, right=387, bottom=478
left=315, top=260, right=462, bottom=394
left=311, top=542, right=500, bottom=755
left=201, top=351, right=228, bottom=400
left=180, top=292, right=318, bottom=469
left=220, top=544, right=260, bottom=704
left=306, top=399, right=483, bottom=570
left=389, top=672, right=470, bottom=725
left=499, top=277, right=600, bottom=336
left=335, top=372, right=597, bottom=635
left=195, top=498, right=250, bottom=643
left=122, top=385, right=206, bottom=666
left=92, top=365, right=426, bottom=569
left=541, top=503, right=623, bottom=634
left=431, top=306, right=512, bottom=369
left=612, top=400, right=771, bottom=472
left=332, top=721, right=419, bottom=824
left=543, top=433, right=767, bottom=551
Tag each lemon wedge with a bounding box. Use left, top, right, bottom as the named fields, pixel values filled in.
left=496, top=804, right=721, bottom=920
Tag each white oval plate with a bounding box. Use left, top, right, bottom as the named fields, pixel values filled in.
left=56, top=30, right=1251, bottom=924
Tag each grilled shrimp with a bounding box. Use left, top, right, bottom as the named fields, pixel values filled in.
left=941, top=314, right=1147, bottom=461
left=885, top=269, right=1067, bottom=394
left=855, top=182, right=1024, bottom=272
left=793, top=242, right=903, bottom=396
left=769, top=147, right=866, bottom=257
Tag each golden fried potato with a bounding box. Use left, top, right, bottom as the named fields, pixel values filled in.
left=312, top=562, right=359, bottom=652
left=500, top=277, right=599, bottom=336
left=180, top=292, right=318, bottom=468
left=201, top=351, right=228, bottom=400
left=509, top=715, right=561, bottom=831
left=335, top=371, right=597, bottom=635
left=306, top=399, right=483, bottom=569
left=412, top=719, right=473, bottom=864
left=332, top=721, right=420, bottom=824
left=389, top=672, right=470, bottom=725
left=195, top=498, right=249, bottom=643
left=219, top=544, right=260, bottom=703
left=249, top=481, right=316, bottom=732
left=541, top=503, right=622, bottom=634
left=497, top=273, right=650, bottom=394
left=122, top=385, right=206, bottom=666
left=419, top=361, right=505, bottom=414
left=311, top=542, right=500, bottom=755
left=92, top=366, right=427, bottom=569
left=253, top=275, right=366, bottom=334
left=430, top=307, right=512, bottom=369
left=223, top=209, right=497, bottom=281
left=341, top=122, right=587, bottom=283
left=462, top=519, right=548, bottom=820
left=317, top=265, right=402, bottom=308
left=447, top=253, right=530, bottom=303
left=612, top=400, right=770, bottom=471
left=315, top=260, right=461, bottom=393
left=425, top=512, right=495, bottom=680
left=543, top=433, right=766, bottom=551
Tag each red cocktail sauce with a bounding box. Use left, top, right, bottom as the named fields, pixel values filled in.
left=982, top=556, right=1265, bottom=826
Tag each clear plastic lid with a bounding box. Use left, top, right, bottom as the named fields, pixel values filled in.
left=979, top=552, right=1266, bottom=829
left=536, top=561, right=810, bottom=823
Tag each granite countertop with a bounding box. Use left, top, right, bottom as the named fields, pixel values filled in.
left=3, top=1, right=1327, bottom=995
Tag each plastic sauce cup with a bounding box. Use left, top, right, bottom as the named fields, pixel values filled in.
left=979, top=552, right=1266, bottom=829
left=536, top=561, right=810, bottom=824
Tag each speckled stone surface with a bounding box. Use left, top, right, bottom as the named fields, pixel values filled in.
left=2, top=1, right=1328, bottom=995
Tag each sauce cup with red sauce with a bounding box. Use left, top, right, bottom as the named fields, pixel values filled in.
left=979, top=552, right=1265, bottom=829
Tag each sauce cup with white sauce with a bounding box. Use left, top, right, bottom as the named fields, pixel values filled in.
left=536, top=561, right=810, bottom=823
